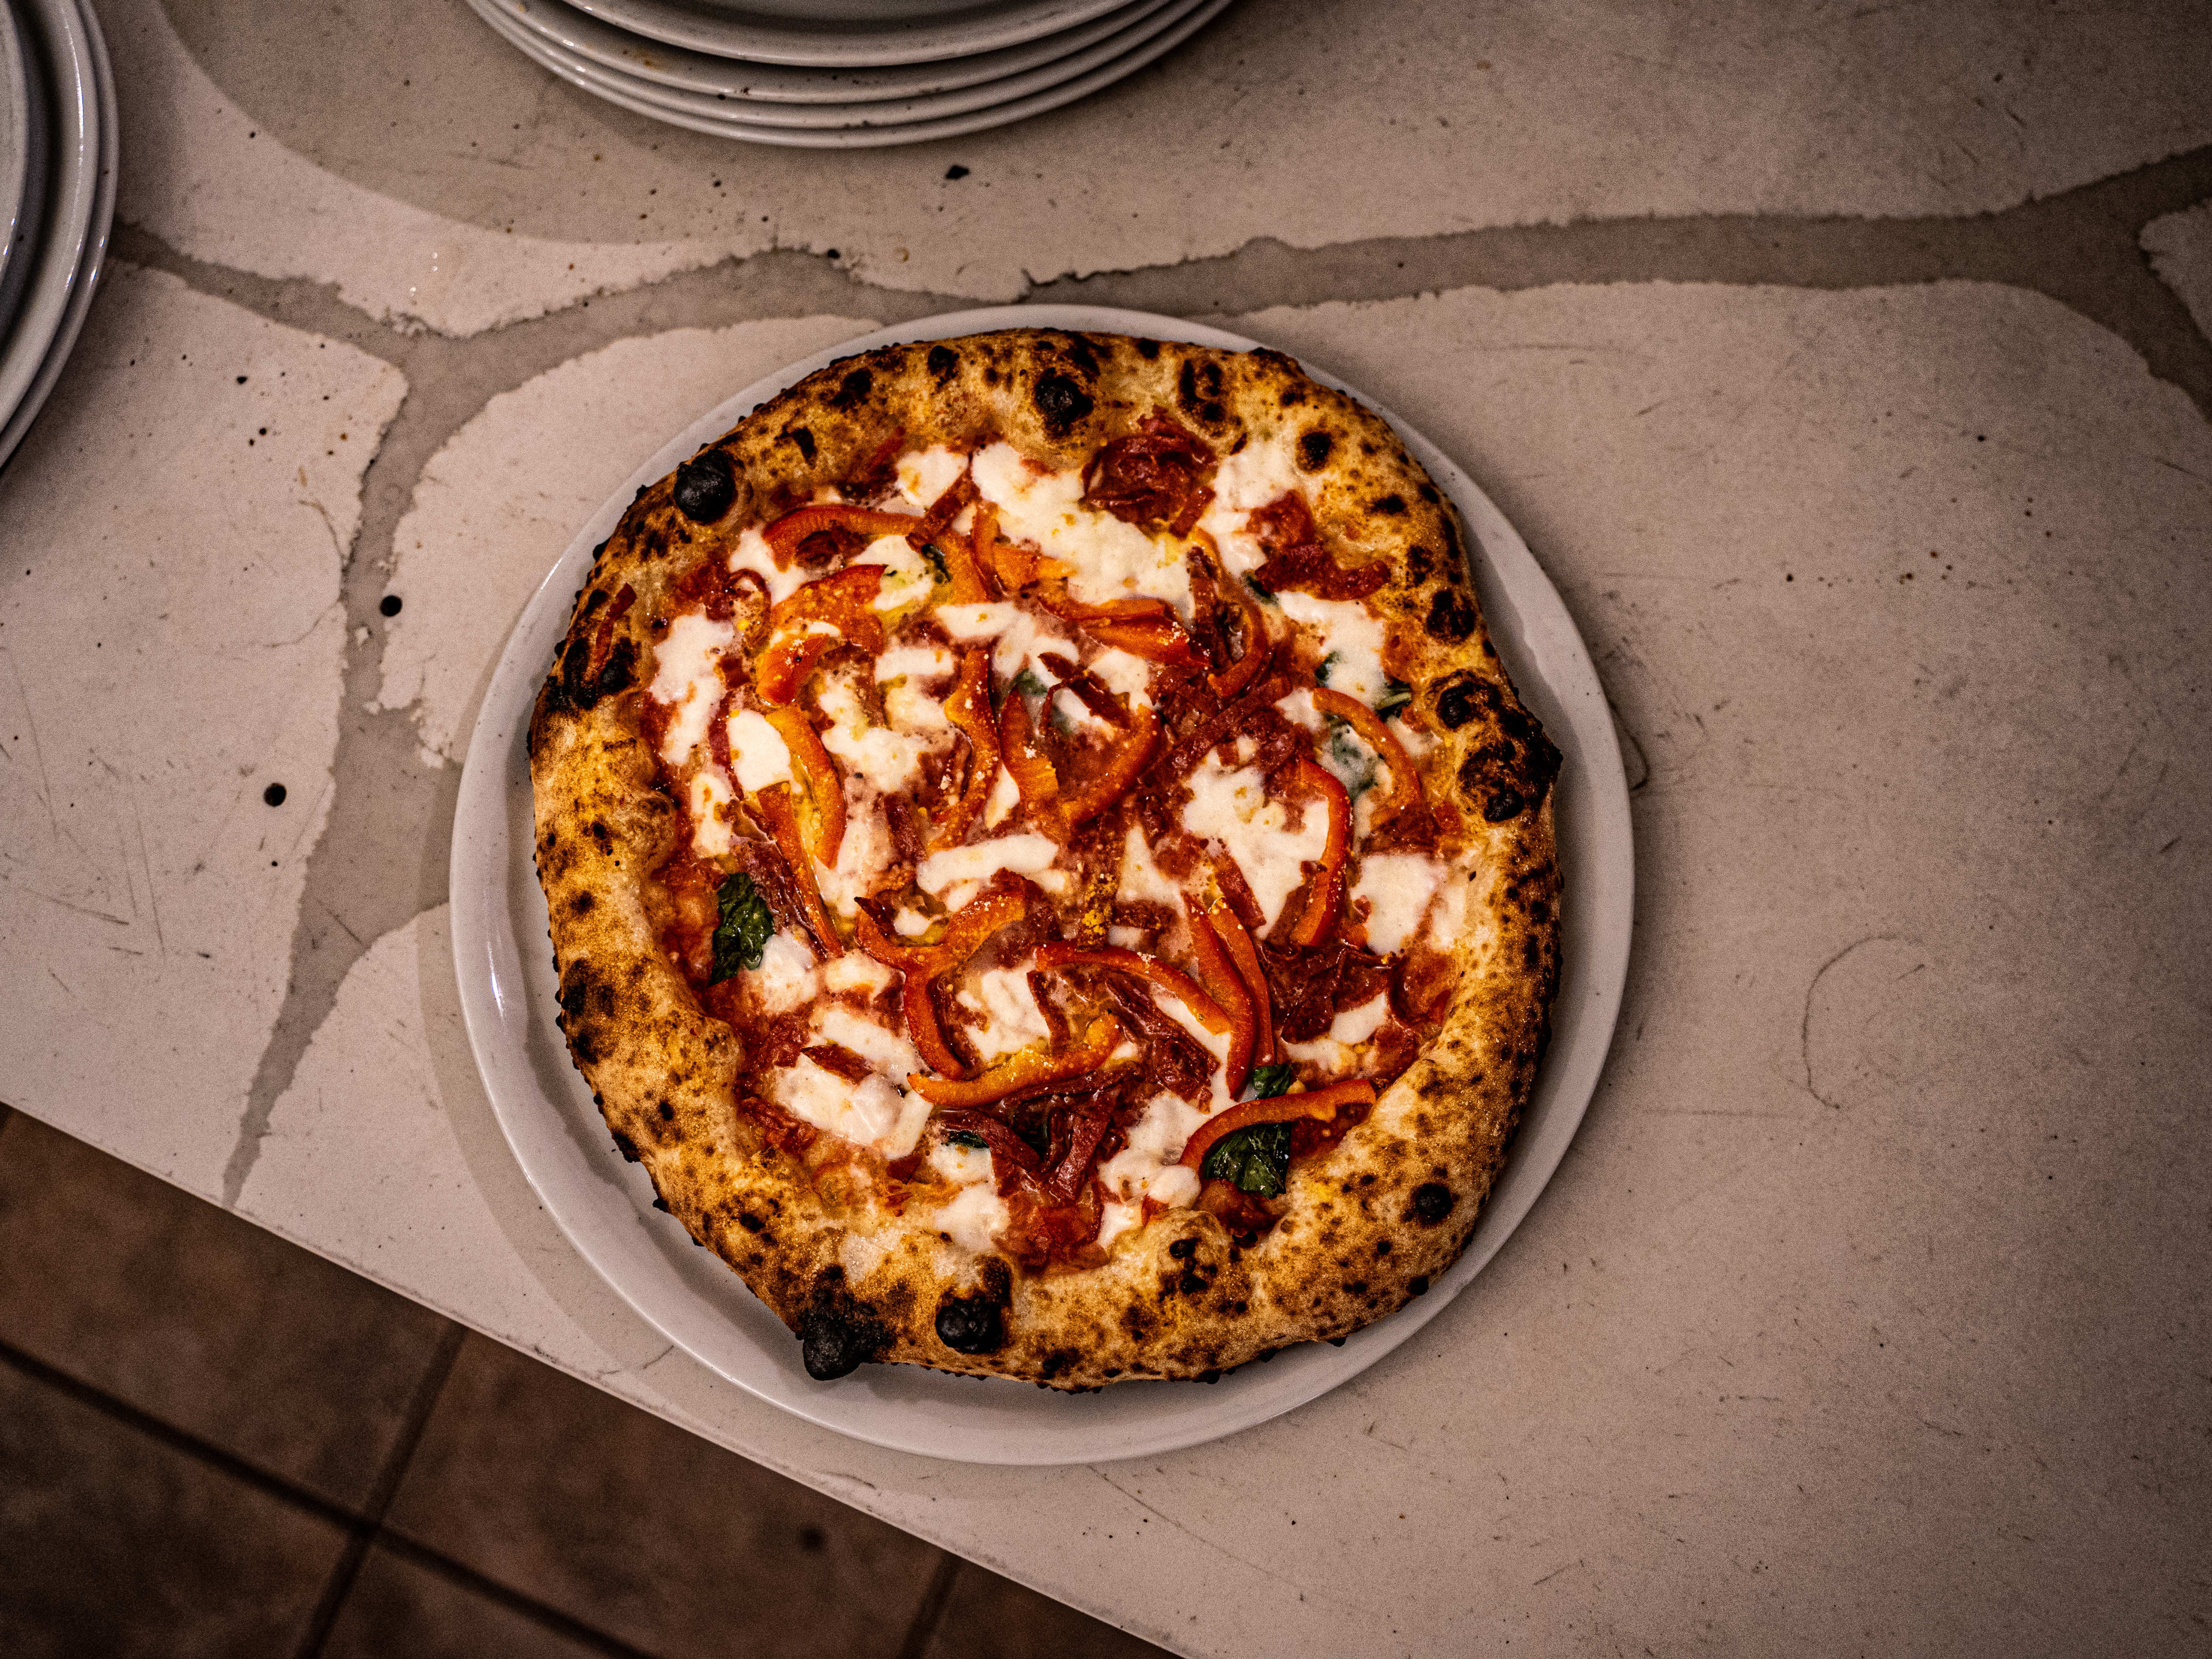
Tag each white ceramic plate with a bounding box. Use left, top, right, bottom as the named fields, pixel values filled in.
left=567, top=0, right=1132, bottom=67
left=0, top=0, right=47, bottom=349
left=0, top=1, right=30, bottom=320
left=498, top=0, right=1202, bottom=128
left=497, top=0, right=1176, bottom=105
left=0, top=0, right=100, bottom=468
left=450, top=305, right=1633, bottom=1466
left=474, top=0, right=1230, bottom=146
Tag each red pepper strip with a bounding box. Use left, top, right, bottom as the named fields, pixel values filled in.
left=752, top=786, right=843, bottom=957
left=1032, top=943, right=1232, bottom=1044
left=997, top=693, right=1068, bottom=842
left=1084, top=614, right=1208, bottom=669
left=1286, top=758, right=1352, bottom=947
left=762, top=505, right=923, bottom=567
left=1202, top=893, right=1275, bottom=1065
left=935, top=501, right=997, bottom=603
left=1311, top=687, right=1425, bottom=819
left=907, top=1014, right=1124, bottom=1107
left=755, top=566, right=885, bottom=704
left=1061, top=705, right=1161, bottom=828
left=1040, top=1103, right=1117, bottom=1206
left=1181, top=900, right=1256, bottom=1096
left=762, top=704, right=845, bottom=869
left=854, top=885, right=1029, bottom=1081
left=1209, top=575, right=1270, bottom=699
left=917, top=471, right=977, bottom=542
left=1180, top=1080, right=1376, bottom=1172
left=930, top=649, right=1000, bottom=850
left=1039, top=593, right=1175, bottom=624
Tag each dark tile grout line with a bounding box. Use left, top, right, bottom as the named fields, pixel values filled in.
left=289, top=1320, right=467, bottom=1659
left=0, top=1332, right=657, bottom=1659
left=893, top=1552, right=965, bottom=1659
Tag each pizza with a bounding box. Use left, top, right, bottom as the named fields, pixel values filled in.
left=529, top=329, right=1560, bottom=1388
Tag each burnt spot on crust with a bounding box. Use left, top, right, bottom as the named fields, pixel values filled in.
left=1375, top=493, right=1407, bottom=516
left=738, top=1211, right=766, bottom=1233
left=672, top=448, right=736, bottom=523
left=1176, top=358, right=1228, bottom=429
left=934, top=1295, right=1007, bottom=1354
left=1059, top=334, right=1101, bottom=377
left=782, top=425, right=818, bottom=463
left=610, top=1130, right=641, bottom=1164
left=1039, top=1348, right=1081, bottom=1381
left=1432, top=673, right=1483, bottom=730
left=543, top=631, right=638, bottom=719
left=1297, top=430, right=1335, bottom=470
left=1456, top=689, right=1563, bottom=822
left=1033, top=370, right=1094, bottom=438
left=1134, top=338, right=1161, bottom=360
left=798, top=1270, right=888, bottom=1380
left=828, top=369, right=873, bottom=412
left=926, top=344, right=959, bottom=380
left=1427, top=588, right=1478, bottom=641
left=569, top=892, right=594, bottom=915
left=556, top=960, right=619, bottom=1063
left=1410, top=1182, right=1455, bottom=1224
left=1408, top=1275, right=1430, bottom=1295
left=1405, top=544, right=1435, bottom=585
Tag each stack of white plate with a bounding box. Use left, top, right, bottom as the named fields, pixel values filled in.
left=464, top=0, right=1235, bottom=147
left=0, top=0, right=111, bottom=471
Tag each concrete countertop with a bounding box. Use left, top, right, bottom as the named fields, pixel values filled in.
left=3, top=0, right=2207, bottom=1651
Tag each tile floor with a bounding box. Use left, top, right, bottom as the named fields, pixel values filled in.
left=0, top=1106, right=1166, bottom=1658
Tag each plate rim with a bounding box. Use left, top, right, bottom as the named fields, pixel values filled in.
left=498, top=0, right=1199, bottom=126
left=449, top=303, right=1633, bottom=1465
left=565, top=0, right=1135, bottom=68
left=472, top=0, right=1232, bottom=147
left=498, top=0, right=1181, bottom=105
left=0, top=0, right=96, bottom=452
left=0, top=0, right=109, bottom=468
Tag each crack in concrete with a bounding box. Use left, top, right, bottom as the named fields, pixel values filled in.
left=124, top=141, right=2211, bottom=1207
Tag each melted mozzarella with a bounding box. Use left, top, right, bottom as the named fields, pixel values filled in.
left=876, top=643, right=954, bottom=683
left=896, top=444, right=969, bottom=512
left=893, top=906, right=934, bottom=937
left=1096, top=1092, right=1206, bottom=1210
left=982, top=763, right=1020, bottom=829
left=1427, top=863, right=1475, bottom=950
left=815, top=778, right=892, bottom=916
left=1352, top=853, right=1446, bottom=955
left=1389, top=715, right=1435, bottom=759
left=970, top=442, right=1194, bottom=616
left=1195, top=429, right=1301, bottom=574
left=915, top=832, right=1060, bottom=898
left=932, top=1183, right=1009, bottom=1252
left=956, top=966, right=1050, bottom=1062
left=688, top=768, right=734, bottom=858
left=861, top=534, right=935, bottom=614
left=1087, top=647, right=1156, bottom=710
left=1115, top=824, right=1181, bottom=908
left=1281, top=589, right=1388, bottom=702
left=725, top=709, right=794, bottom=794
left=819, top=672, right=933, bottom=794
left=824, top=954, right=895, bottom=997
left=816, top=1005, right=921, bottom=1078
left=770, top=1058, right=928, bottom=1158
left=649, top=613, right=734, bottom=768
left=1179, top=753, right=1328, bottom=929
left=1274, top=687, right=1323, bottom=732
left=728, top=526, right=806, bottom=603
left=1283, top=990, right=1392, bottom=1075
left=748, top=933, right=819, bottom=1016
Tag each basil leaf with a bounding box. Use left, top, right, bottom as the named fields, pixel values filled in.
left=1315, top=650, right=1339, bottom=685
left=1011, top=666, right=1047, bottom=699
left=1243, top=574, right=1277, bottom=605
left=1247, top=1063, right=1297, bottom=1099
left=1202, top=1122, right=1293, bottom=1197
left=946, top=1130, right=989, bottom=1150
left=709, top=872, right=774, bottom=984
left=917, top=541, right=950, bottom=582
left=1376, top=679, right=1414, bottom=715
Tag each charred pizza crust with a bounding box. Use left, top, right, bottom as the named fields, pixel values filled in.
left=528, top=330, right=1560, bottom=1388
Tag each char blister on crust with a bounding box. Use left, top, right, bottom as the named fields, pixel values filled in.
left=528, top=330, right=1562, bottom=1388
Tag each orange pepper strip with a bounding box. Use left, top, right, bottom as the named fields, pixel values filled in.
left=1181, top=901, right=1256, bottom=1097
left=1032, top=943, right=1232, bottom=1039
left=752, top=786, right=843, bottom=958
left=997, top=693, right=1068, bottom=842
left=1061, top=704, right=1161, bottom=828
left=907, top=1014, right=1124, bottom=1108
left=762, top=704, right=845, bottom=869
left=930, top=649, right=1001, bottom=850
left=755, top=567, right=885, bottom=705
left=1312, top=687, right=1425, bottom=819
left=1203, top=894, right=1275, bottom=1065
left=935, top=502, right=997, bottom=603
left=762, top=505, right=925, bottom=567
left=1179, top=1080, right=1376, bottom=1172
left=1210, top=576, right=1271, bottom=698
left=854, top=886, right=1029, bottom=1081
left=1040, top=593, right=1175, bottom=623
left=1083, top=615, right=1207, bottom=669
left=1286, top=758, right=1352, bottom=947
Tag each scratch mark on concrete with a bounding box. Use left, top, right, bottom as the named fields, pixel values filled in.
left=1801, top=933, right=1904, bottom=1109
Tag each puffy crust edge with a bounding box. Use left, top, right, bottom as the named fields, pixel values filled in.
left=528, top=330, right=1562, bottom=1388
